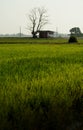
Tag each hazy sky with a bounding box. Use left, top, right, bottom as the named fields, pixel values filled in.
left=0, top=0, right=83, bottom=34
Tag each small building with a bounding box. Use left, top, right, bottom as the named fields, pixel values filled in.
left=38, top=30, right=54, bottom=38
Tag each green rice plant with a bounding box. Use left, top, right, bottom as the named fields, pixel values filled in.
left=0, top=41, right=83, bottom=130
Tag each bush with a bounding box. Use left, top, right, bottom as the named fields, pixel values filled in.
left=68, top=36, right=78, bottom=43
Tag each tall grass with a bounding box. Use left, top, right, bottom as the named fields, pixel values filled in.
left=0, top=42, right=83, bottom=130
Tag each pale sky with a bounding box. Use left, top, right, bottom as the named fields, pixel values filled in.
left=0, top=0, right=83, bottom=34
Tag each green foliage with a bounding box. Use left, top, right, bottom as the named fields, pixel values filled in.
left=0, top=41, right=83, bottom=130
left=0, top=37, right=68, bottom=44
left=68, top=35, right=78, bottom=43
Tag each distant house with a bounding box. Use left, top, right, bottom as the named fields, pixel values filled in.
left=38, top=30, right=54, bottom=38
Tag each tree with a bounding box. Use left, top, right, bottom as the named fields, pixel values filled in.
left=27, top=7, right=48, bottom=38
left=70, top=27, right=82, bottom=35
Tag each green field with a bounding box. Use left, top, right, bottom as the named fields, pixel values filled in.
left=0, top=38, right=83, bottom=130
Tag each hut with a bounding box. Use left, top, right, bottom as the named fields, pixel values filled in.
left=38, top=30, right=54, bottom=38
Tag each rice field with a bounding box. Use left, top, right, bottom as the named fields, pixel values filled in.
left=0, top=38, right=83, bottom=130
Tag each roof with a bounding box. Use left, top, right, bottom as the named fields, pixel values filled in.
left=38, top=30, right=54, bottom=33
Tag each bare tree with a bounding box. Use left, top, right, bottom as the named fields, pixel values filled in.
left=27, top=7, right=48, bottom=38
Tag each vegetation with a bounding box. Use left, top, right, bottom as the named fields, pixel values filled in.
left=0, top=38, right=83, bottom=130
left=0, top=37, right=67, bottom=44
left=68, top=35, right=78, bottom=43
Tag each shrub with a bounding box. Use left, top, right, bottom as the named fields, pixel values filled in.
left=68, top=36, right=78, bottom=43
